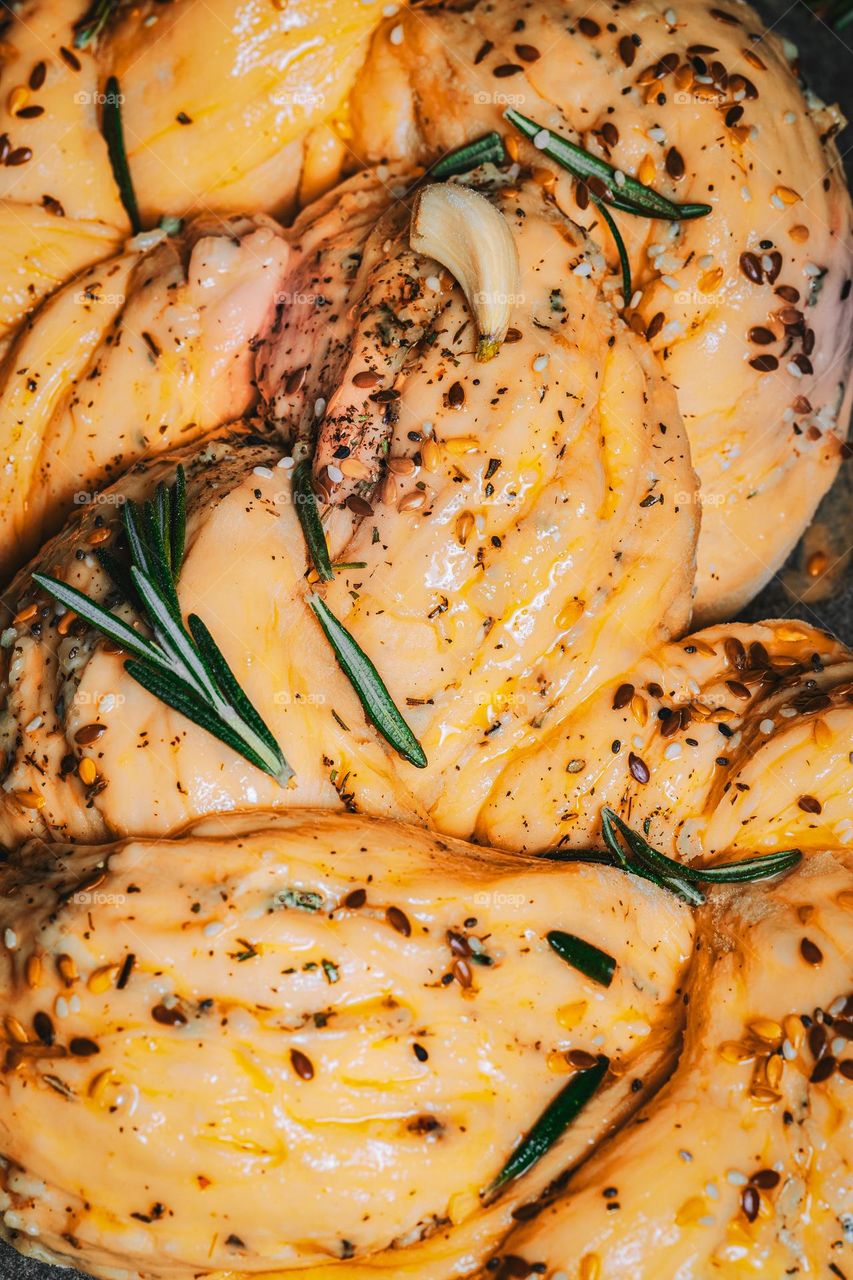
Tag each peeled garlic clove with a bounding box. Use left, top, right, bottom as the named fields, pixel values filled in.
left=410, top=182, right=520, bottom=362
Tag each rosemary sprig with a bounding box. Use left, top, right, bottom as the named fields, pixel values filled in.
left=486, top=1055, right=609, bottom=1193
left=102, top=75, right=141, bottom=234
left=429, top=132, right=508, bottom=181
left=593, top=197, right=632, bottom=304
left=601, top=807, right=801, bottom=903
left=73, top=0, right=121, bottom=49
left=504, top=109, right=712, bottom=221
left=293, top=460, right=334, bottom=582
left=547, top=930, right=616, bottom=988
left=33, top=469, right=291, bottom=785
left=308, top=594, right=427, bottom=768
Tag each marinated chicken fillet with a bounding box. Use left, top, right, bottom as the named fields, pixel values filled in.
left=0, top=0, right=388, bottom=231
left=352, top=0, right=853, bottom=619
left=0, top=174, right=698, bottom=848
left=0, top=214, right=290, bottom=579
left=0, top=810, right=694, bottom=1280
left=484, top=851, right=853, bottom=1279
left=479, top=620, right=853, bottom=859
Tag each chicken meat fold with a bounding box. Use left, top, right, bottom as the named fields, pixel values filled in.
left=0, top=0, right=387, bottom=228
left=0, top=174, right=698, bottom=847
left=0, top=809, right=694, bottom=1280
left=484, top=850, right=853, bottom=1280
left=351, top=0, right=853, bottom=621
left=479, top=619, right=853, bottom=859
left=0, top=214, right=290, bottom=580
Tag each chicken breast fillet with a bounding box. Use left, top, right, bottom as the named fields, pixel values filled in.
left=0, top=0, right=387, bottom=227
left=0, top=809, right=694, bottom=1280
left=0, top=173, right=698, bottom=848
left=479, top=619, right=853, bottom=857
left=351, top=0, right=853, bottom=620
left=0, top=214, right=290, bottom=580
left=484, top=850, right=853, bottom=1280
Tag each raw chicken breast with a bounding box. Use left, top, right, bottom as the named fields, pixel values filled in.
left=479, top=620, right=853, bottom=857
left=0, top=0, right=388, bottom=228
left=0, top=215, right=290, bottom=579
left=0, top=174, right=697, bottom=847
left=486, top=850, right=853, bottom=1279
left=0, top=809, right=693, bottom=1279
left=351, top=0, right=853, bottom=620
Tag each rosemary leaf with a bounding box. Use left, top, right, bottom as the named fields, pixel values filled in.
left=293, top=460, right=334, bottom=582
left=504, top=109, right=711, bottom=221
left=429, top=132, right=508, bottom=181
left=171, top=465, right=187, bottom=575
left=308, top=594, right=427, bottom=768
left=547, top=929, right=616, bottom=988
left=487, top=1055, right=609, bottom=1192
left=102, top=75, right=141, bottom=234
left=601, top=807, right=704, bottom=905
left=594, top=198, right=632, bottom=304
left=187, top=614, right=291, bottom=782
left=31, top=573, right=165, bottom=667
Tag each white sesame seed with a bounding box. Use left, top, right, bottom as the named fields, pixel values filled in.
left=771, top=194, right=785, bottom=210
left=614, top=169, right=626, bottom=187
left=533, top=128, right=550, bottom=149
left=382, top=3, right=397, bottom=12
left=780, top=706, right=797, bottom=718
left=203, top=921, right=224, bottom=938
left=277, top=455, right=294, bottom=469
left=573, top=261, right=593, bottom=277
left=740, top=185, right=752, bottom=202
left=326, top=464, right=344, bottom=483
left=421, top=421, right=434, bottom=436
left=665, top=6, right=677, bottom=21
left=389, top=23, right=403, bottom=43
left=253, top=465, right=273, bottom=479
left=661, top=274, right=680, bottom=290
left=698, top=254, right=715, bottom=269
left=24, top=716, right=42, bottom=733
left=787, top=362, right=804, bottom=378
left=0, top=628, right=15, bottom=648
left=679, top=1149, right=693, bottom=1162
left=759, top=718, right=775, bottom=734
left=726, top=1169, right=747, bottom=1185
left=648, top=126, right=666, bottom=143
left=314, top=397, right=326, bottom=417
left=69, top=994, right=81, bottom=1014
left=664, top=741, right=683, bottom=761
left=533, top=354, right=550, bottom=372
left=3, top=929, right=17, bottom=950
left=803, top=262, right=822, bottom=276
left=630, top=289, right=643, bottom=307
left=832, top=1036, right=845, bottom=1056
left=425, top=275, right=441, bottom=292
left=782, top=1038, right=797, bottom=1060
left=54, top=997, right=68, bottom=1019
left=99, top=693, right=116, bottom=713
left=829, top=996, right=847, bottom=1015
left=784, top=111, right=796, bottom=123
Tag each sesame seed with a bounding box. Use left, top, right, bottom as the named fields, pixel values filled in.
left=425, top=274, right=441, bottom=291
left=389, top=24, right=403, bottom=44
left=759, top=718, right=775, bottom=734
left=24, top=715, right=42, bottom=733
left=253, top=466, right=273, bottom=479
left=4, top=929, right=17, bottom=950
left=533, top=354, right=549, bottom=371
left=533, top=128, right=550, bottom=149
left=277, top=456, right=294, bottom=469
left=326, top=464, right=344, bottom=483
left=314, top=397, right=326, bottom=417
left=664, top=742, right=683, bottom=760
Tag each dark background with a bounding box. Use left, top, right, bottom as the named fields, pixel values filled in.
left=0, top=1, right=851, bottom=1277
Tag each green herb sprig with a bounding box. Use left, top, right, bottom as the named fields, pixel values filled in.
left=547, top=930, right=616, bottom=987
left=593, top=197, right=633, bottom=303
left=504, top=109, right=712, bottom=221
left=542, top=808, right=801, bottom=905
left=486, top=1054, right=609, bottom=1193
left=293, top=460, right=334, bottom=582
left=102, top=75, right=141, bottom=234
left=429, top=132, right=508, bottom=181
left=308, top=594, right=426, bottom=768
left=33, top=468, right=291, bottom=785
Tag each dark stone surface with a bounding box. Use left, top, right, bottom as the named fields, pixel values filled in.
left=0, top=2, right=850, bottom=1278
